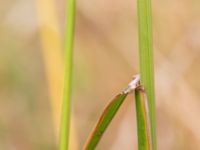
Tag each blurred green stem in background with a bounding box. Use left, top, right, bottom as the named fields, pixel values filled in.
left=59, top=0, right=76, bottom=149
left=137, top=0, right=156, bottom=149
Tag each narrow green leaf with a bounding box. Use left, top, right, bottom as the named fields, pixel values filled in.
left=83, top=75, right=140, bottom=150
left=83, top=93, right=128, bottom=150
left=135, top=87, right=152, bottom=150
left=59, top=0, right=76, bottom=149
left=137, top=0, right=156, bottom=149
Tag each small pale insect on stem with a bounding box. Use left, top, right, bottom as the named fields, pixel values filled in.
left=123, top=74, right=140, bottom=94
left=123, top=75, right=152, bottom=149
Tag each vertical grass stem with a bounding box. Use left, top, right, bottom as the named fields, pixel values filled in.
left=137, top=0, right=156, bottom=149
left=59, top=0, right=76, bottom=149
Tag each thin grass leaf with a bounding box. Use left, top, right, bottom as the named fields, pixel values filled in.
left=35, top=1, right=79, bottom=149
left=83, top=75, right=140, bottom=150
left=135, top=86, right=152, bottom=150
left=137, top=0, right=156, bottom=149
left=59, top=0, right=76, bottom=149
left=83, top=93, right=128, bottom=150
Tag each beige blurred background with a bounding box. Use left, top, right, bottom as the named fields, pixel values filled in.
left=1, top=0, right=200, bottom=149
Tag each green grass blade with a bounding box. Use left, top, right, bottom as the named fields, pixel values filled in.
left=59, top=0, right=76, bottom=149
left=137, top=0, right=156, bottom=149
left=83, top=93, right=128, bottom=150
left=135, top=87, right=152, bottom=150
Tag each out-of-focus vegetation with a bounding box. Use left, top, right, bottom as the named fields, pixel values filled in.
left=1, top=0, right=200, bottom=149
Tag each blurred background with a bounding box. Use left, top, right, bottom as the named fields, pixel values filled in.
left=1, top=0, right=200, bottom=149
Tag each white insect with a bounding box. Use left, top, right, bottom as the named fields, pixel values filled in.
left=123, top=74, right=140, bottom=94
